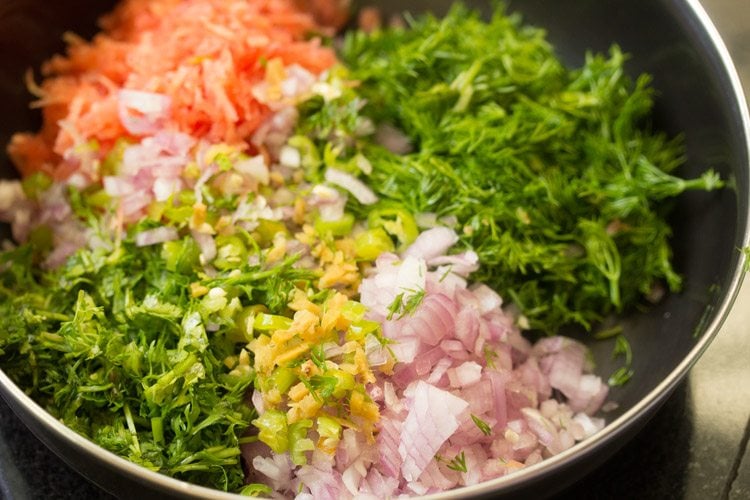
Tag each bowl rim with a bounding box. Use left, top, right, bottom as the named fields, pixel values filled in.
left=1, top=0, right=749, bottom=498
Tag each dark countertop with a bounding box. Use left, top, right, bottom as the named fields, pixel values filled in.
left=1, top=1, right=750, bottom=499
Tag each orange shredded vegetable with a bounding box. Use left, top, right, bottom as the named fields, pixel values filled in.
left=8, top=0, right=338, bottom=181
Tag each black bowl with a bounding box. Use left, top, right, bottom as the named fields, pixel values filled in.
left=0, top=0, right=748, bottom=498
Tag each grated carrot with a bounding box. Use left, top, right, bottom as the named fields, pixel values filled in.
left=8, top=0, right=337, bottom=181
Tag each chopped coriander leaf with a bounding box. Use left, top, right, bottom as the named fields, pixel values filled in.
left=310, top=343, right=328, bottom=372
left=608, top=335, right=634, bottom=387
left=308, top=374, right=339, bottom=400
left=296, top=4, right=723, bottom=333
left=0, top=238, right=274, bottom=491
left=386, top=292, right=405, bottom=321
left=613, top=335, right=633, bottom=366
left=471, top=414, right=493, bottom=436
left=609, top=366, right=635, bottom=387
left=594, top=325, right=624, bottom=340
left=402, top=288, right=426, bottom=316
left=484, top=347, right=499, bottom=369
left=386, top=287, right=426, bottom=320
left=446, top=451, right=468, bottom=473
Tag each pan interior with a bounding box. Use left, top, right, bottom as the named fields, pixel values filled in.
left=0, top=0, right=747, bottom=498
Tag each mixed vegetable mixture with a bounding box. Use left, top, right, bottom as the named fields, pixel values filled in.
left=0, top=0, right=721, bottom=497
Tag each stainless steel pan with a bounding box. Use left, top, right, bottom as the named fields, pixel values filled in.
left=0, top=0, right=748, bottom=498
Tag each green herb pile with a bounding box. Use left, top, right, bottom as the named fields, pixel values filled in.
left=0, top=227, right=311, bottom=491
left=299, top=4, right=722, bottom=332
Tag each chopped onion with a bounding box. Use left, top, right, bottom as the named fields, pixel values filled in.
left=191, top=230, right=216, bottom=262
left=251, top=390, right=265, bottom=415
left=117, top=89, right=171, bottom=135
left=103, top=176, right=134, bottom=196
left=324, top=167, right=379, bottom=205
left=375, top=123, right=413, bottom=154
left=398, top=381, right=469, bottom=481
left=342, top=227, right=610, bottom=495
left=401, top=293, right=456, bottom=346
left=251, top=106, right=298, bottom=154
left=448, top=361, right=483, bottom=388
left=134, top=226, right=178, bottom=247
left=403, top=227, right=459, bottom=261
left=235, top=155, right=270, bottom=184
left=309, top=184, right=347, bottom=221
left=150, top=130, right=195, bottom=157
left=573, top=413, right=605, bottom=438
left=470, top=283, right=504, bottom=314
left=152, top=177, right=182, bottom=202
left=120, top=190, right=152, bottom=218
left=365, top=334, right=391, bottom=367
left=278, top=145, right=301, bottom=169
